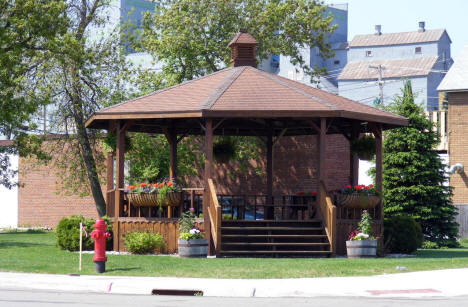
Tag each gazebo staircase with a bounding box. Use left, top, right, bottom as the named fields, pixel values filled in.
left=219, top=219, right=331, bottom=257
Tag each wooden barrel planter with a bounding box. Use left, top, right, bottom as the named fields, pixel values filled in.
left=178, top=239, right=208, bottom=257
left=337, top=193, right=380, bottom=209
left=346, top=240, right=377, bottom=258
left=127, top=192, right=182, bottom=207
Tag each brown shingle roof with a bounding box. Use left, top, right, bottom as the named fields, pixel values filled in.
left=338, top=56, right=439, bottom=80
left=349, top=29, right=447, bottom=47
left=86, top=66, right=407, bottom=128
left=228, top=30, right=258, bottom=46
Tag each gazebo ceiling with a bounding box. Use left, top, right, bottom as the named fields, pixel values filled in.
left=85, top=64, right=408, bottom=136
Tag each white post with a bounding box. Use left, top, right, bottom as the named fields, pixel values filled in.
left=79, top=222, right=83, bottom=271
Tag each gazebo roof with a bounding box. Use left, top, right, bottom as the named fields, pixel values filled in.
left=85, top=65, right=407, bottom=134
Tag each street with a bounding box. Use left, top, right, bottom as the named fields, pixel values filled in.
left=1, top=288, right=467, bottom=307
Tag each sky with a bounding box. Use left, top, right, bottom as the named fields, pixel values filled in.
left=325, top=0, right=468, bottom=59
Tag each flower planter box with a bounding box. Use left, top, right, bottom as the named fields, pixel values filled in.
left=346, top=240, right=377, bottom=258
left=127, top=191, right=182, bottom=207
left=178, top=239, right=208, bottom=257
left=337, top=193, right=380, bottom=209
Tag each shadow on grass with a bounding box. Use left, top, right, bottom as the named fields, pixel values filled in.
left=416, top=247, right=468, bottom=258
left=0, top=241, right=43, bottom=249
left=106, top=267, right=141, bottom=272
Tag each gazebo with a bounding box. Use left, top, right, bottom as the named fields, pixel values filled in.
left=85, top=30, right=407, bottom=256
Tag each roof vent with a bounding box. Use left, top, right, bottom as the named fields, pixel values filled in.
left=418, top=21, right=425, bottom=32
left=375, top=25, right=382, bottom=35
left=228, top=29, right=258, bottom=67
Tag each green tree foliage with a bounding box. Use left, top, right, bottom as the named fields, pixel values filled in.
left=382, top=80, right=458, bottom=247
left=125, top=134, right=202, bottom=183
left=0, top=0, right=66, bottom=188
left=34, top=0, right=136, bottom=216
left=135, top=0, right=336, bottom=89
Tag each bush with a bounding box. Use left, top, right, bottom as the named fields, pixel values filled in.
left=55, top=216, right=113, bottom=251
left=123, top=231, right=165, bottom=254
left=384, top=215, right=423, bottom=254
left=421, top=241, right=439, bottom=249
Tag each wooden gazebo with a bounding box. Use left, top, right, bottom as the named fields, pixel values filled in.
left=86, top=30, right=407, bottom=256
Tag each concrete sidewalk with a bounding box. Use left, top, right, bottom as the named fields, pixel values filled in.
left=0, top=269, right=467, bottom=298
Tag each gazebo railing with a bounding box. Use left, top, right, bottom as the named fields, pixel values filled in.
left=318, top=180, right=337, bottom=256
left=207, top=179, right=222, bottom=253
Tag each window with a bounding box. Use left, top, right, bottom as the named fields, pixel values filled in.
left=365, top=50, right=372, bottom=57
left=334, top=60, right=340, bottom=65
left=415, top=47, right=422, bottom=54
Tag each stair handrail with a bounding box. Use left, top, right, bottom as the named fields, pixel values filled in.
left=207, top=178, right=222, bottom=254
left=319, top=180, right=337, bottom=256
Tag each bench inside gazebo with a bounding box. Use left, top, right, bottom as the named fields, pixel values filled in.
left=85, top=30, right=407, bottom=257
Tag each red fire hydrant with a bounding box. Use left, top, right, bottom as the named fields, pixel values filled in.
left=90, top=219, right=111, bottom=273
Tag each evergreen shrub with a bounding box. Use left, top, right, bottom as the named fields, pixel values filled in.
left=55, top=215, right=113, bottom=251
left=384, top=215, right=423, bottom=254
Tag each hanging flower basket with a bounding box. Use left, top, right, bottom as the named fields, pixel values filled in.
left=125, top=181, right=182, bottom=207
left=337, top=193, right=380, bottom=209
left=127, top=191, right=182, bottom=207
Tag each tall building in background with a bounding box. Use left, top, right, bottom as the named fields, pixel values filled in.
left=260, top=3, right=348, bottom=94
left=338, top=22, right=452, bottom=110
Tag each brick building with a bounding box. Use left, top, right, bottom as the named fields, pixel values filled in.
left=438, top=44, right=468, bottom=238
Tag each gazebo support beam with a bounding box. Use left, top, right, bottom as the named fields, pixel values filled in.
left=204, top=118, right=213, bottom=255
left=350, top=121, right=360, bottom=186
left=114, top=120, right=128, bottom=251
left=370, top=123, right=383, bottom=218
left=106, top=121, right=115, bottom=216
left=316, top=118, right=327, bottom=218
left=164, top=126, right=178, bottom=218
left=266, top=125, right=274, bottom=219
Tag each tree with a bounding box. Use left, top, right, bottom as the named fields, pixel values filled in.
left=36, top=0, right=135, bottom=216
left=0, top=0, right=66, bottom=188
left=382, top=80, right=458, bottom=247
left=136, top=0, right=336, bottom=90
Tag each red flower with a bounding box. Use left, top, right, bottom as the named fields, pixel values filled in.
left=139, top=183, right=146, bottom=187
left=297, top=191, right=304, bottom=196
left=365, top=186, right=369, bottom=190
left=152, top=184, right=158, bottom=188
left=354, top=185, right=360, bottom=190
left=167, top=182, right=173, bottom=187
left=159, top=182, right=164, bottom=188
left=369, top=184, right=374, bottom=188
left=345, top=184, right=351, bottom=189
left=312, top=191, right=317, bottom=195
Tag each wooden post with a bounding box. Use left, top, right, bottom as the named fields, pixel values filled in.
left=266, top=125, right=274, bottom=220
left=167, top=127, right=178, bottom=180
left=373, top=124, right=383, bottom=216
left=350, top=121, right=360, bottom=186
left=204, top=118, right=213, bottom=255
left=113, top=120, right=125, bottom=251
left=106, top=121, right=115, bottom=217
left=318, top=118, right=327, bottom=188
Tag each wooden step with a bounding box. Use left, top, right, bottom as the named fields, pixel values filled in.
left=219, top=250, right=331, bottom=255
left=221, top=226, right=324, bottom=231
left=222, top=219, right=322, bottom=223
left=222, top=234, right=328, bottom=239
left=222, top=242, right=330, bottom=247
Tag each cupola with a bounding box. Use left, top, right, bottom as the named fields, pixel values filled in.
left=228, top=29, right=258, bottom=67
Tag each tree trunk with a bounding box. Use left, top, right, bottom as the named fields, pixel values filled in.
left=73, top=113, right=106, bottom=217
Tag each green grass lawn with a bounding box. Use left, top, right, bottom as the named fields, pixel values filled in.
left=1, top=231, right=468, bottom=279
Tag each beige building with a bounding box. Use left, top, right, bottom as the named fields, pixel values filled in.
left=438, top=44, right=468, bottom=238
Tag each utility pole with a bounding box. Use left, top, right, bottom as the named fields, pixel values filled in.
left=369, top=64, right=385, bottom=105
